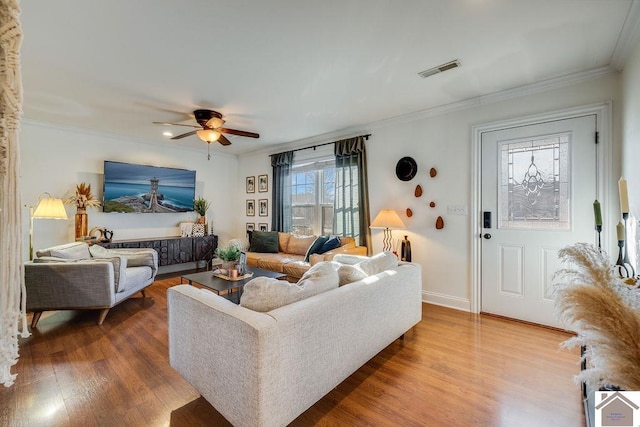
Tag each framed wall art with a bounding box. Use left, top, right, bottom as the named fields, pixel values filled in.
left=258, top=174, right=268, bottom=192
left=246, top=199, right=255, bottom=216
left=246, top=223, right=255, bottom=233
left=246, top=176, right=255, bottom=193
left=258, top=199, right=268, bottom=217
left=258, top=223, right=268, bottom=232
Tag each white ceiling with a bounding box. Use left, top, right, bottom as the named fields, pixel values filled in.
left=19, top=0, right=639, bottom=156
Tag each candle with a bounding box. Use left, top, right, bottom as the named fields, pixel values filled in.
left=619, top=177, right=629, bottom=214
left=617, top=222, right=625, bottom=241
left=593, top=200, right=602, bottom=226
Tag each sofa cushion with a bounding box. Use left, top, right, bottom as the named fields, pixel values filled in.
left=339, top=236, right=356, bottom=248
left=318, top=236, right=341, bottom=254
left=278, top=232, right=291, bottom=252
left=38, top=242, right=91, bottom=260
left=282, top=261, right=310, bottom=279
left=249, top=231, right=279, bottom=253
left=123, top=266, right=153, bottom=292
left=287, top=235, right=317, bottom=255
left=356, top=251, right=398, bottom=276
left=240, top=262, right=338, bottom=312
left=304, top=235, right=329, bottom=262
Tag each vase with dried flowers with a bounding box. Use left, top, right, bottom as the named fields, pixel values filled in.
left=66, top=183, right=101, bottom=239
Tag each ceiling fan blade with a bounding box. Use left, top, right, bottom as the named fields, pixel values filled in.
left=153, top=121, right=199, bottom=128
left=218, top=135, right=232, bottom=146
left=219, top=127, right=260, bottom=138
left=171, top=130, right=198, bottom=140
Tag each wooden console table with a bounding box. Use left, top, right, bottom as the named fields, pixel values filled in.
left=99, top=235, right=218, bottom=267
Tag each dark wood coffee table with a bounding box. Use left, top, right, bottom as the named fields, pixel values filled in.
left=180, top=266, right=286, bottom=303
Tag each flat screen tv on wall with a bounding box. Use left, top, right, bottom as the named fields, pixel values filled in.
left=103, top=161, right=196, bottom=213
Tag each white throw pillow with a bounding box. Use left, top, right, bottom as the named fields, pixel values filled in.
left=240, top=262, right=338, bottom=312
left=335, top=264, right=368, bottom=286
left=89, top=244, right=110, bottom=258
left=355, top=251, right=398, bottom=276
left=49, top=243, right=91, bottom=260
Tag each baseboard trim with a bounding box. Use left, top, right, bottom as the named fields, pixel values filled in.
left=422, top=291, right=470, bottom=312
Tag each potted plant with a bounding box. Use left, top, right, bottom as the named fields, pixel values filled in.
left=216, top=245, right=241, bottom=272
left=194, top=197, right=211, bottom=224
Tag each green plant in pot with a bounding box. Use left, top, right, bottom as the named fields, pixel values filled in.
left=194, top=197, right=211, bottom=224
left=216, top=245, right=241, bottom=271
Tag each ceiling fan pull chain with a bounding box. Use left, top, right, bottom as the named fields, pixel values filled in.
left=207, top=142, right=211, bottom=160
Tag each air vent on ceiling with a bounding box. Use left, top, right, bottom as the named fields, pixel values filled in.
left=418, top=59, right=461, bottom=79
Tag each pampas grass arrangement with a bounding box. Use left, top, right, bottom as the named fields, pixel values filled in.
left=554, top=243, right=640, bottom=390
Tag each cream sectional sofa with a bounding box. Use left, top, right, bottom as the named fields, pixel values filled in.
left=245, top=232, right=367, bottom=280
left=168, top=254, right=422, bottom=427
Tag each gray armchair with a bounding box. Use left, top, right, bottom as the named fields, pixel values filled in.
left=24, top=242, right=158, bottom=326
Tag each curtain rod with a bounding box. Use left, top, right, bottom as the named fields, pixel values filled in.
left=288, top=133, right=371, bottom=154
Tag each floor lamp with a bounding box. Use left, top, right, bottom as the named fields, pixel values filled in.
left=370, top=209, right=406, bottom=252
left=29, top=194, right=68, bottom=260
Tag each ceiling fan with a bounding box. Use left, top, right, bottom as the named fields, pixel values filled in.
left=153, top=109, right=260, bottom=147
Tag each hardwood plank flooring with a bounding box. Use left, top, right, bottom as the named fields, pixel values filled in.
left=0, top=275, right=583, bottom=426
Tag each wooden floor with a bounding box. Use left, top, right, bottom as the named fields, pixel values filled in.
left=1, top=275, right=584, bottom=427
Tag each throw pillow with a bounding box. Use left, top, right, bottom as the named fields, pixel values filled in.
left=296, top=261, right=340, bottom=292
left=334, top=263, right=368, bottom=286
left=47, top=243, right=91, bottom=260
left=304, top=235, right=329, bottom=262
left=249, top=231, right=279, bottom=253
left=240, top=262, right=338, bottom=312
left=89, top=244, right=110, bottom=258
left=355, top=251, right=398, bottom=276
left=318, top=236, right=341, bottom=254
left=286, top=235, right=317, bottom=255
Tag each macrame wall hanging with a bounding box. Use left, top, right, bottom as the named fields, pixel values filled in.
left=0, top=0, right=28, bottom=388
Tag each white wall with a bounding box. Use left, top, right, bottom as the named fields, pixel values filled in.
left=20, top=123, right=238, bottom=259
left=621, top=37, right=640, bottom=267
left=239, top=72, right=620, bottom=310
left=236, top=152, right=274, bottom=241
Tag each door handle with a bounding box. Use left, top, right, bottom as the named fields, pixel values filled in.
left=483, top=233, right=492, bottom=239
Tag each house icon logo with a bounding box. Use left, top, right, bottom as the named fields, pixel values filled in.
left=595, top=391, right=639, bottom=426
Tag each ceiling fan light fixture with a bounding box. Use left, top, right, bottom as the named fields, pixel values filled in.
left=197, top=129, right=220, bottom=142
left=205, top=117, right=225, bottom=129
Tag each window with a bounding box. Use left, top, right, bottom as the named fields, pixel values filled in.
left=290, top=157, right=335, bottom=235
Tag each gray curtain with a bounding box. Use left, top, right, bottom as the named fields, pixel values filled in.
left=270, top=151, right=294, bottom=232
left=334, top=136, right=372, bottom=255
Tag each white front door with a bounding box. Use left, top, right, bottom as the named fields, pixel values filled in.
left=480, top=115, right=597, bottom=328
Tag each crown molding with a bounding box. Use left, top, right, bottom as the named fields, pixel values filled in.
left=611, top=0, right=640, bottom=70
left=241, top=65, right=616, bottom=159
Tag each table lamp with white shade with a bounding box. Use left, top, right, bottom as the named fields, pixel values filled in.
left=370, top=209, right=406, bottom=252
left=29, top=194, right=68, bottom=260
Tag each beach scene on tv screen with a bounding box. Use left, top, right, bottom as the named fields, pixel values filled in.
left=103, top=162, right=195, bottom=213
